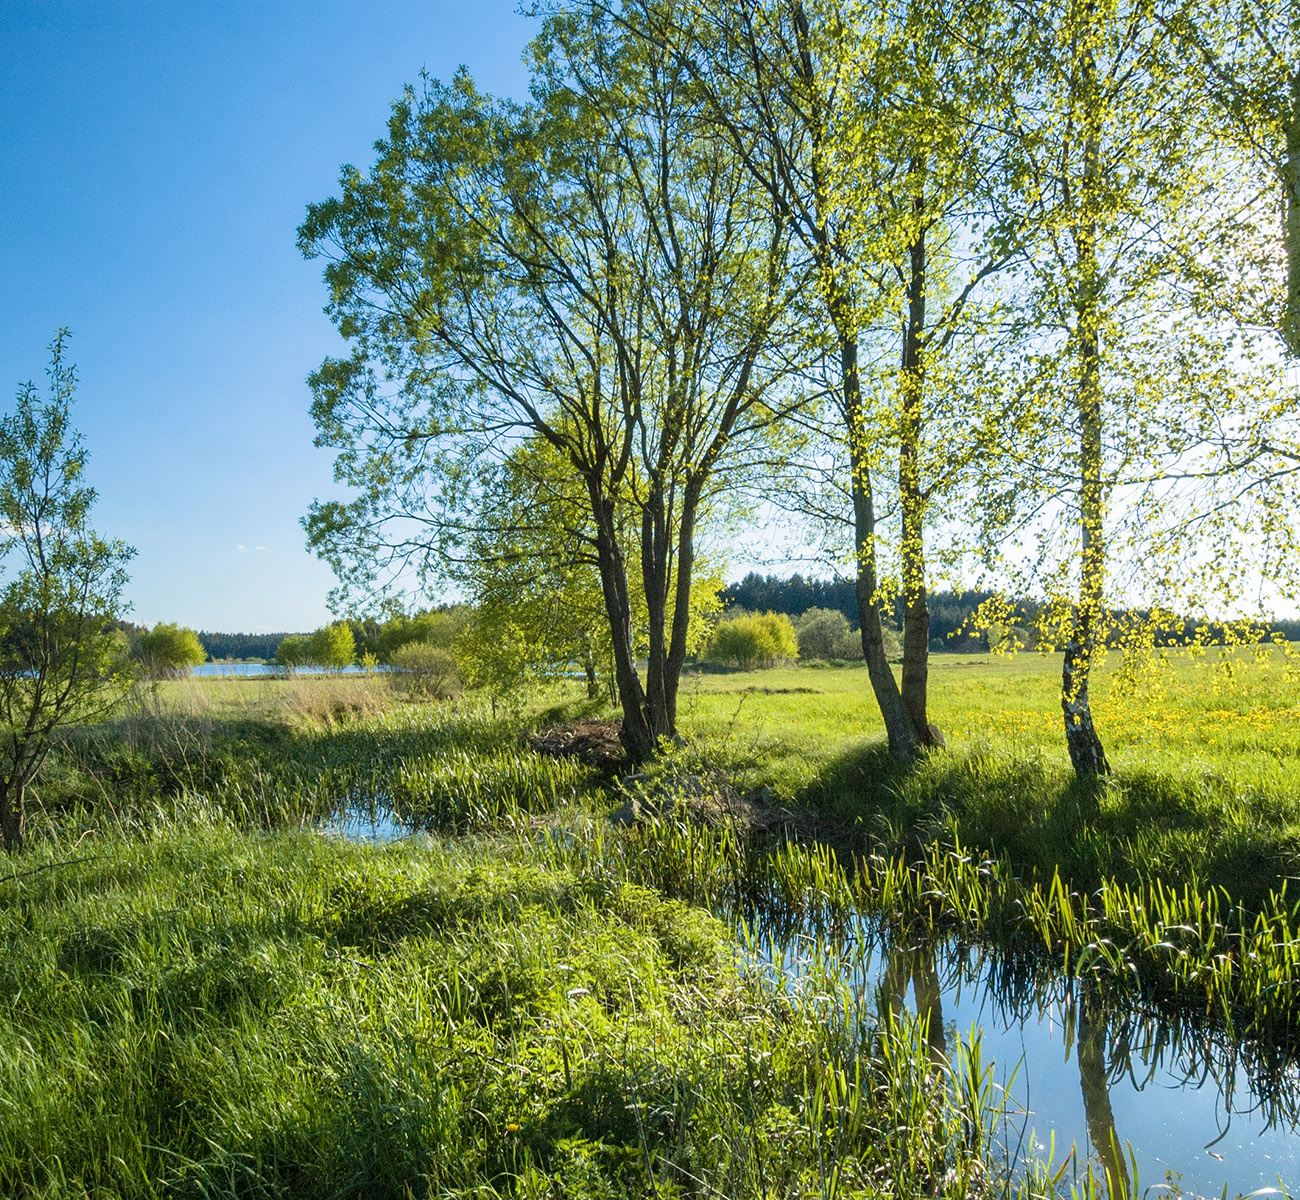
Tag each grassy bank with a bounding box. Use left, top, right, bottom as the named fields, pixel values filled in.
left=0, top=820, right=1049, bottom=1200
left=4, top=658, right=1298, bottom=1194
left=674, top=651, right=1300, bottom=911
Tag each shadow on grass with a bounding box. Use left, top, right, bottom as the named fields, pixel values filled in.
left=793, top=741, right=1300, bottom=909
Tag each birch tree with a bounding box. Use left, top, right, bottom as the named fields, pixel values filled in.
left=973, top=0, right=1284, bottom=777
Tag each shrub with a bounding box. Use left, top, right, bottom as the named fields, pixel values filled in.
left=794, top=607, right=862, bottom=661
left=706, top=612, right=799, bottom=670
left=134, top=622, right=207, bottom=679
left=389, top=642, right=463, bottom=699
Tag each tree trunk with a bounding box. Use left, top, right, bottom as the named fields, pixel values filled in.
left=0, top=781, right=24, bottom=853
left=588, top=484, right=655, bottom=763
left=898, top=185, right=939, bottom=746
left=1063, top=639, right=1110, bottom=776
left=581, top=641, right=600, bottom=700
left=1065, top=13, right=1111, bottom=779
left=640, top=493, right=675, bottom=744
left=1077, top=999, right=1130, bottom=1199
left=1283, top=67, right=1300, bottom=357
left=846, top=340, right=924, bottom=765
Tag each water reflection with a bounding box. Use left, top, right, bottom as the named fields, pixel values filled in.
left=749, top=917, right=1299, bottom=1195
left=879, top=943, right=948, bottom=1072
left=1073, top=990, right=1131, bottom=1198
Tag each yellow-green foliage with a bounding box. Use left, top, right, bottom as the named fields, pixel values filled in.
left=133, top=622, right=206, bottom=678
left=309, top=621, right=356, bottom=671
left=707, top=611, right=799, bottom=669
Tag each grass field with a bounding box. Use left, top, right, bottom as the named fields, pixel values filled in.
left=3, top=652, right=1297, bottom=1197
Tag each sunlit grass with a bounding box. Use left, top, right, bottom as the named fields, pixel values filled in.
left=0, top=822, right=1072, bottom=1200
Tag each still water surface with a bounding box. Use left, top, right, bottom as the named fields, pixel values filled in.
left=323, top=806, right=1299, bottom=1195
left=750, top=918, right=1299, bottom=1196
left=193, top=663, right=377, bottom=677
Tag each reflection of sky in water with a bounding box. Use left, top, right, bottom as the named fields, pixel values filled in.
left=749, top=922, right=1299, bottom=1197
left=320, top=809, right=1298, bottom=1195
left=320, top=807, right=415, bottom=843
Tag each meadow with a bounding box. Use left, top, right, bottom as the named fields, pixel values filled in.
left=3, top=650, right=1299, bottom=1198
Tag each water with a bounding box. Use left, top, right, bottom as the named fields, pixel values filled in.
left=751, top=917, right=1300, bottom=1196
left=319, top=806, right=415, bottom=842
left=192, top=663, right=383, bottom=677
left=319, top=805, right=1300, bottom=1194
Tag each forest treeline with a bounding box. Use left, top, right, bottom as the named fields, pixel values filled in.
left=722, top=575, right=1300, bottom=652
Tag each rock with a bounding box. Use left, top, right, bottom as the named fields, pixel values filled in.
left=608, top=798, right=642, bottom=827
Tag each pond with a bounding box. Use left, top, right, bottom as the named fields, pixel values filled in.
left=751, top=915, right=1299, bottom=1196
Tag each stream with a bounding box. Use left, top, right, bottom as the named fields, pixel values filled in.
left=321, top=807, right=1299, bottom=1195
left=750, top=915, right=1299, bottom=1196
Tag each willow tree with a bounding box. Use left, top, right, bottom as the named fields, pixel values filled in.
left=300, top=5, right=803, bottom=761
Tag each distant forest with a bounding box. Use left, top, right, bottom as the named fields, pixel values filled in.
left=721, top=573, right=1300, bottom=652
left=721, top=574, right=995, bottom=651
left=193, top=578, right=1299, bottom=661
left=198, top=632, right=292, bottom=662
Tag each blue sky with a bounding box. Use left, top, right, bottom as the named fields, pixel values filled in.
left=0, top=1, right=535, bottom=632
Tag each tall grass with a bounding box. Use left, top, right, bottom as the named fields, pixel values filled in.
left=0, top=823, right=1090, bottom=1200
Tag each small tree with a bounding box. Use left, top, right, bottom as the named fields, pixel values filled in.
left=707, top=612, right=799, bottom=671
left=0, top=333, right=135, bottom=850
left=274, top=634, right=312, bottom=673
left=794, top=608, right=862, bottom=662
left=309, top=621, right=356, bottom=673
left=134, top=622, right=206, bottom=679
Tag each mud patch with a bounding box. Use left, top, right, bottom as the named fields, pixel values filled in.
left=525, top=719, right=624, bottom=769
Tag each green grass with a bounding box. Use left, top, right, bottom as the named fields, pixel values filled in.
left=4, top=658, right=1299, bottom=1196
left=0, top=820, right=1064, bottom=1200
left=675, top=650, right=1300, bottom=910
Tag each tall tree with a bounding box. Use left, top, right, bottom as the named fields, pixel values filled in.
left=1163, top=0, right=1300, bottom=355
left=300, top=4, right=803, bottom=761
left=973, top=0, right=1284, bottom=777
left=0, top=334, right=135, bottom=851
left=624, top=0, right=1029, bottom=760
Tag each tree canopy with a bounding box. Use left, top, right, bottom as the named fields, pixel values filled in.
left=300, top=0, right=1300, bottom=778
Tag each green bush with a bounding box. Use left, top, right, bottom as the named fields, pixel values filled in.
left=134, top=622, right=207, bottom=678
left=706, top=611, right=799, bottom=670
left=389, top=642, right=463, bottom=699
left=794, top=607, right=861, bottom=661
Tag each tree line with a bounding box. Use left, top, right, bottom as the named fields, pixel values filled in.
left=301, top=0, right=1299, bottom=776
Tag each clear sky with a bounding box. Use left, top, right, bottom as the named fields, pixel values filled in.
left=0, top=1, right=536, bottom=633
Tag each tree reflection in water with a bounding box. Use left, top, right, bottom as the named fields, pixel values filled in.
left=1071, top=990, right=1131, bottom=1198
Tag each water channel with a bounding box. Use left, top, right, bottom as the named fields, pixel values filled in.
left=322, top=807, right=1299, bottom=1196
left=749, top=916, right=1299, bottom=1196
